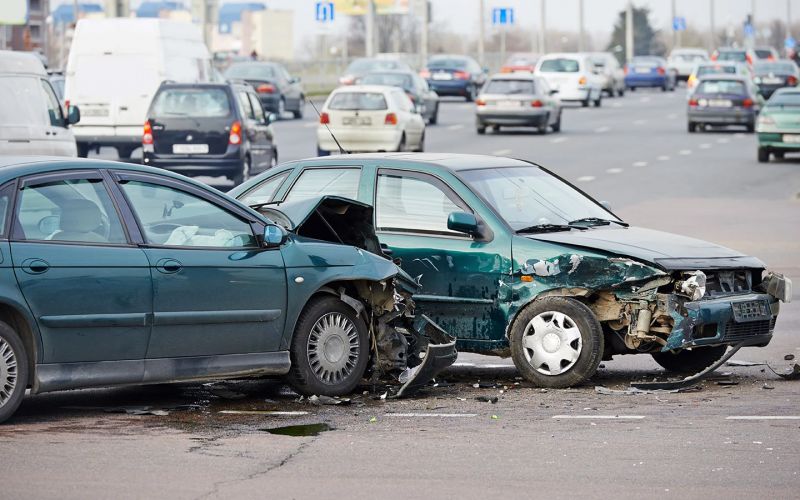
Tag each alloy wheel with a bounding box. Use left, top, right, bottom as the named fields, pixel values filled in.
left=0, top=337, right=18, bottom=408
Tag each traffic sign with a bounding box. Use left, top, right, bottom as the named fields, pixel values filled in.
left=744, top=23, right=754, bottom=36
left=786, top=36, right=796, bottom=50
left=672, top=16, right=686, bottom=32
left=492, top=7, right=514, bottom=25
left=316, top=2, right=335, bottom=22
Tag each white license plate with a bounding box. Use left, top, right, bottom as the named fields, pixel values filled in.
left=497, top=100, right=521, bottom=108
left=635, top=67, right=651, bottom=74
left=342, top=117, right=371, bottom=126
left=783, top=134, right=800, bottom=143
left=432, top=72, right=453, bottom=80
left=82, top=108, right=109, bottom=117
left=709, top=99, right=732, bottom=107
left=173, top=144, right=209, bottom=154
left=762, top=77, right=783, bottom=84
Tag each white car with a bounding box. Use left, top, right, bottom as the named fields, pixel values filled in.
left=317, top=85, right=425, bottom=155
left=668, top=48, right=709, bottom=81
left=588, top=52, right=625, bottom=97
left=535, top=53, right=603, bottom=107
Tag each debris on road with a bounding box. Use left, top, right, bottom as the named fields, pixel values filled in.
left=219, top=410, right=310, bottom=416
left=594, top=385, right=700, bottom=395
left=475, top=396, right=499, bottom=404
left=716, top=380, right=739, bottom=386
left=784, top=354, right=796, bottom=361
left=762, top=384, right=775, bottom=390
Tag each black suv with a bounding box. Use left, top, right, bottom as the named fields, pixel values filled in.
left=142, top=82, right=277, bottom=184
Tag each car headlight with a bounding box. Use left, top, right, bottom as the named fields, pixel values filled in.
left=756, top=115, right=776, bottom=132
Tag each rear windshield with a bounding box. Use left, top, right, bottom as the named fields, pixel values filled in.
left=697, top=65, right=736, bottom=76
left=631, top=58, right=662, bottom=67
left=359, top=73, right=413, bottom=90
left=716, top=51, right=746, bottom=62
left=671, top=53, right=707, bottom=62
left=225, top=64, right=277, bottom=80
left=328, top=92, right=388, bottom=111
left=754, top=49, right=774, bottom=59
left=539, top=58, right=579, bottom=72
left=696, top=80, right=746, bottom=95
left=427, top=58, right=468, bottom=70
left=767, top=92, right=800, bottom=107
left=754, top=62, right=795, bottom=74
left=151, top=88, right=231, bottom=118
left=484, top=79, right=537, bottom=95
left=347, top=59, right=403, bottom=73
left=0, top=75, right=49, bottom=126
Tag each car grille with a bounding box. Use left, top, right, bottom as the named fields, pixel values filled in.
left=722, top=317, right=775, bottom=342
left=731, top=300, right=771, bottom=322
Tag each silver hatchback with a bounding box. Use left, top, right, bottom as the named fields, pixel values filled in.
left=475, top=73, right=562, bottom=135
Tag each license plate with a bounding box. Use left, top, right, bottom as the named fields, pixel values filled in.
left=497, top=100, right=521, bottom=108
left=432, top=72, right=453, bottom=80
left=783, top=134, right=800, bottom=143
left=709, top=99, right=732, bottom=107
left=635, top=67, right=651, bottom=74
left=762, top=77, right=783, bottom=84
left=173, top=144, right=208, bottom=154
left=342, top=117, right=371, bottom=126
left=82, top=108, right=109, bottom=117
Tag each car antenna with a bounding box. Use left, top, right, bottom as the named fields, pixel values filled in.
left=307, top=98, right=348, bottom=155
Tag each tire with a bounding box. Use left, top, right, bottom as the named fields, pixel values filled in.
left=269, top=149, right=278, bottom=169
left=582, top=96, right=590, bottom=107
left=510, top=297, right=604, bottom=388
left=316, top=146, right=330, bottom=156
left=286, top=296, right=370, bottom=396
left=292, top=97, right=304, bottom=119
left=0, top=321, right=28, bottom=424
left=537, top=115, right=549, bottom=135
left=688, top=122, right=696, bottom=133
left=429, top=104, right=439, bottom=125
left=757, top=147, right=769, bottom=163
left=551, top=111, right=561, bottom=132
left=396, top=133, right=406, bottom=152
left=476, top=124, right=486, bottom=135
left=746, top=122, right=755, bottom=133
left=617, top=87, right=625, bottom=97
left=117, top=146, right=135, bottom=160
left=629, top=86, right=636, bottom=92
left=651, top=345, right=728, bottom=374
left=465, top=85, right=476, bottom=102
left=774, top=151, right=785, bottom=159
left=231, top=156, right=251, bottom=185
left=277, top=97, right=286, bottom=119
left=77, top=142, right=90, bottom=158
left=414, top=131, right=425, bottom=152
left=661, top=84, right=668, bottom=92
left=594, top=95, right=602, bottom=107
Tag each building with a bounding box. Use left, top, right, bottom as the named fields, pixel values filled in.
left=4, top=0, right=49, bottom=57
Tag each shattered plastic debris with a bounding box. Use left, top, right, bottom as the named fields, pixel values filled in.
left=309, top=395, right=350, bottom=406
left=725, top=360, right=765, bottom=367
left=369, top=417, right=378, bottom=423
left=219, top=410, right=310, bottom=416
left=594, top=385, right=700, bottom=395
left=475, top=396, right=499, bottom=404
left=785, top=354, right=796, bottom=361
left=762, top=384, right=775, bottom=390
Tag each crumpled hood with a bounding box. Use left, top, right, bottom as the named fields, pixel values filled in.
left=528, top=226, right=765, bottom=270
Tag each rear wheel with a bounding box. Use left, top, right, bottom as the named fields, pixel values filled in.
left=77, top=142, right=90, bottom=158
left=316, top=145, right=330, bottom=156
left=287, top=296, right=370, bottom=396
left=465, top=85, right=476, bottom=102
left=594, top=94, right=602, bottom=107
left=651, top=345, right=727, bottom=374
left=429, top=103, right=439, bottom=125
left=551, top=111, right=562, bottom=132
left=231, top=156, right=251, bottom=185
left=414, top=131, right=425, bottom=152
left=774, top=151, right=785, bottom=159
left=0, top=321, right=28, bottom=425
left=476, top=124, right=486, bottom=135
left=292, top=97, right=304, bottom=119
left=757, top=147, right=770, bottom=163
left=582, top=96, right=590, bottom=107
left=396, top=133, right=406, bottom=152
left=277, top=98, right=286, bottom=119
left=537, top=115, right=549, bottom=135
left=116, top=145, right=135, bottom=160
left=617, top=87, right=625, bottom=97
left=746, top=122, right=755, bottom=133
left=688, top=121, right=696, bottom=133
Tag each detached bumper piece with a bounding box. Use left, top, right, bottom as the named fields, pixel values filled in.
left=395, top=315, right=457, bottom=398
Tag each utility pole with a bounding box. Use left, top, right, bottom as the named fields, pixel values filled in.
left=625, top=1, right=633, bottom=63
left=578, top=0, right=585, bottom=51
left=366, top=0, right=375, bottom=57
left=538, top=0, right=546, bottom=54
left=478, top=0, right=485, bottom=66
left=420, top=0, right=428, bottom=65
left=788, top=0, right=793, bottom=37
left=709, top=0, right=715, bottom=50
left=671, top=0, right=677, bottom=49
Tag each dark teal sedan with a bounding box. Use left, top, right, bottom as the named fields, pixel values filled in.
left=0, top=157, right=454, bottom=423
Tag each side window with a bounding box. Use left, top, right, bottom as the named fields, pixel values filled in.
left=40, top=79, right=64, bottom=127
left=16, top=178, right=126, bottom=244
left=376, top=172, right=467, bottom=236
left=237, top=91, right=256, bottom=120
left=240, top=172, right=289, bottom=206
left=120, top=181, right=257, bottom=248
left=394, top=91, right=412, bottom=112
left=0, top=184, right=14, bottom=238
left=284, top=168, right=361, bottom=203
left=247, top=93, right=266, bottom=124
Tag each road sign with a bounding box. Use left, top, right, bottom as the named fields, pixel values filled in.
left=316, top=2, right=335, bottom=22
left=744, top=23, right=754, bottom=37
left=492, top=7, right=514, bottom=25
left=786, top=36, right=796, bottom=50
left=672, top=16, right=686, bottom=32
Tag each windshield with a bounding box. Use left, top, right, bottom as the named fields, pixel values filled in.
left=460, top=166, right=619, bottom=230
left=539, top=58, right=579, bottom=72
left=754, top=49, right=775, bottom=59
left=754, top=62, right=796, bottom=74
left=767, top=92, right=800, bottom=107
left=225, top=64, right=277, bottom=80
left=328, top=92, right=387, bottom=110
left=716, top=51, right=746, bottom=62
left=359, top=73, right=413, bottom=90
left=697, top=64, right=736, bottom=76
left=484, top=79, right=537, bottom=95
left=696, top=80, right=746, bottom=95
left=151, top=88, right=231, bottom=118
left=0, top=76, right=49, bottom=126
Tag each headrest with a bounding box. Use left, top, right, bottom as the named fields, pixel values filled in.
left=59, top=198, right=103, bottom=233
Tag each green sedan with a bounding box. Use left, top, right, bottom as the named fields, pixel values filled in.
left=757, top=88, right=800, bottom=162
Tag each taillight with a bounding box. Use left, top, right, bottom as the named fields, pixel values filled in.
left=531, top=99, right=543, bottom=107
left=339, top=75, right=355, bottom=85
left=623, top=65, right=629, bottom=75
left=475, top=98, right=486, bottom=106
left=742, top=98, right=754, bottom=108
left=454, top=71, right=470, bottom=80
left=788, top=75, right=798, bottom=86
left=746, top=53, right=753, bottom=65
left=384, top=113, right=398, bottom=125
left=142, top=120, right=153, bottom=145
left=319, top=112, right=330, bottom=125
left=711, top=52, right=718, bottom=61
left=688, top=98, right=698, bottom=107
left=229, top=121, right=242, bottom=145
left=578, top=76, right=587, bottom=85
left=500, top=66, right=512, bottom=73
left=657, top=67, right=666, bottom=75
left=419, top=69, right=431, bottom=79
left=256, top=83, right=275, bottom=94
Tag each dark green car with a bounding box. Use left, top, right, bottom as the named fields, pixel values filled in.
left=233, top=153, right=792, bottom=388
left=757, top=88, right=800, bottom=162
left=0, top=157, right=455, bottom=423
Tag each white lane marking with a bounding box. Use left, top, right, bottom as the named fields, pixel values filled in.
left=639, top=97, right=651, bottom=103
left=633, top=161, right=648, bottom=167
left=726, top=416, right=800, bottom=420
left=448, top=124, right=465, bottom=131
left=595, top=126, right=611, bottom=133
left=699, top=143, right=712, bottom=149
left=657, top=155, right=670, bottom=161
left=492, top=148, right=512, bottom=156
left=611, top=102, right=622, bottom=108
left=219, top=410, right=309, bottom=416
left=553, top=415, right=646, bottom=420
left=606, top=167, right=623, bottom=174
left=576, top=175, right=595, bottom=182
left=577, top=108, right=589, bottom=113
left=717, top=137, right=730, bottom=144
left=667, top=113, right=678, bottom=119
left=734, top=132, right=745, bottom=138
left=386, top=413, right=478, bottom=418
left=550, top=136, right=567, bottom=143
left=633, top=119, right=647, bottom=125
left=679, top=149, right=692, bottom=155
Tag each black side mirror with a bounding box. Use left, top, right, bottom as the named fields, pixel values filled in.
left=66, top=105, right=80, bottom=126
left=447, top=211, right=479, bottom=236
left=549, top=89, right=559, bottom=95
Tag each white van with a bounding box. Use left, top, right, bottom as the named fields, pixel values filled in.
left=0, top=51, right=80, bottom=156
left=65, top=18, right=212, bottom=158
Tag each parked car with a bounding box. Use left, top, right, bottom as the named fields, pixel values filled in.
left=421, top=54, right=487, bottom=101
left=357, top=70, right=440, bottom=124
left=624, top=56, right=676, bottom=91
left=0, top=51, right=80, bottom=156
left=65, top=18, right=212, bottom=159
left=711, top=47, right=756, bottom=66
left=475, top=73, right=562, bottom=134
left=338, top=57, right=412, bottom=86
left=224, top=61, right=305, bottom=119
left=535, top=53, right=603, bottom=107
left=588, top=52, right=625, bottom=97
left=142, top=81, right=277, bottom=184
left=753, top=60, right=799, bottom=99
left=756, top=88, right=800, bottom=162
left=687, top=62, right=751, bottom=93
left=754, top=46, right=779, bottom=62
left=316, top=85, right=425, bottom=155
left=0, top=157, right=456, bottom=424
left=232, top=153, right=791, bottom=388
left=500, top=52, right=540, bottom=74
left=687, top=75, right=763, bottom=133
left=668, top=48, right=709, bottom=81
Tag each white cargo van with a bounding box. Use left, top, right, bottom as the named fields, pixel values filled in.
left=65, top=18, right=212, bottom=158
left=0, top=50, right=80, bottom=156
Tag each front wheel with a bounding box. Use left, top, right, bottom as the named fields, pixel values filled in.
left=287, top=296, right=370, bottom=396
left=292, top=97, right=304, bottom=119
left=758, top=147, right=770, bottom=163
left=510, top=297, right=603, bottom=388
left=551, top=111, right=562, bottom=132
left=396, top=133, right=406, bottom=152
left=651, top=345, right=727, bottom=374
left=413, top=131, right=425, bottom=152
left=0, top=321, right=28, bottom=424
left=688, top=121, right=697, bottom=133
left=594, top=95, right=602, bottom=107
left=429, top=104, right=439, bottom=125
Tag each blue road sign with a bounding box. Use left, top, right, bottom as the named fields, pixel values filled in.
left=672, top=16, right=686, bottom=32
left=744, top=23, right=755, bottom=36
left=316, top=2, right=334, bottom=22
left=492, top=7, right=514, bottom=25
left=786, top=36, right=796, bottom=50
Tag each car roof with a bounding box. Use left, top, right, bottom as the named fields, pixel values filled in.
left=296, top=153, right=532, bottom=172
left=0, top=50, right=47, bottom=76
left=331, top=84, right=399, bottom=94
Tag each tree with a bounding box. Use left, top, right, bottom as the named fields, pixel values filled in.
left=606, top=6, right=666, bottom=63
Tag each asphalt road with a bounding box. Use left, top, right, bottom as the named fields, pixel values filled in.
left=4, top=87, right=799, bottom=499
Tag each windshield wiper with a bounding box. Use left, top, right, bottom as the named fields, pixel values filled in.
left=249, top=201, right=282, bottom=210
left=515, top=223, right=575, bottom=234
left=568, top=217, right=629, bottom=228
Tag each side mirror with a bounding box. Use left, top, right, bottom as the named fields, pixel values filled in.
left=549, top=89, right=559, bottom=95
left=447, top=211, right=479, bottom=236
left=66, top=105, right=80, bottom=126
left=263, top=223, right=287, bottom=248
left=291, top=76, right=301, bottom=83
left=265, top=112, right=277, bottom=124
left=483, top=67, right=490, bottom=74
left=600, top=200, right=612, bottom=211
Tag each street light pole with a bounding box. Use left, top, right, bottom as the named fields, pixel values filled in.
left=366, top=0, right=375, bottom=57
left=420, top=0, right=428, bottom=65
left=709, top=0, right=715, bottom=50
left=478, top=0, right=485, bottom=66
left=625, top=0, right=633, bottom=63
left=578, top=0, right=584, bottom=51
left=671, top=0, right=677, bottom=49
left=788, top=0, right=792, bottom=37
left=538, top=0, right=546, bottom=54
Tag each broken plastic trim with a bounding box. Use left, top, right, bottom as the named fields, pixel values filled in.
left=631, top=341, right=745, bottom=390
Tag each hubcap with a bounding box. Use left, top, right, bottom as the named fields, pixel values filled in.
left=307, top=313, right=360, bottom=385
left=0, top=337, right=18, bottom=408
left=522, top=311, right=582, bottom=376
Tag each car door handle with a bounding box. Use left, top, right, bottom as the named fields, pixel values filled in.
left=380, top=243, right=393, bottom=256
left=155, top=258, right=182, bottom=274
left=21, top=258, right=50, bottom=274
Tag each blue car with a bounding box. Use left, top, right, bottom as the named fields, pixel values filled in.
left=625, top=56, right=676, bottom=91
left=422, top=55, right=487, bottom=102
